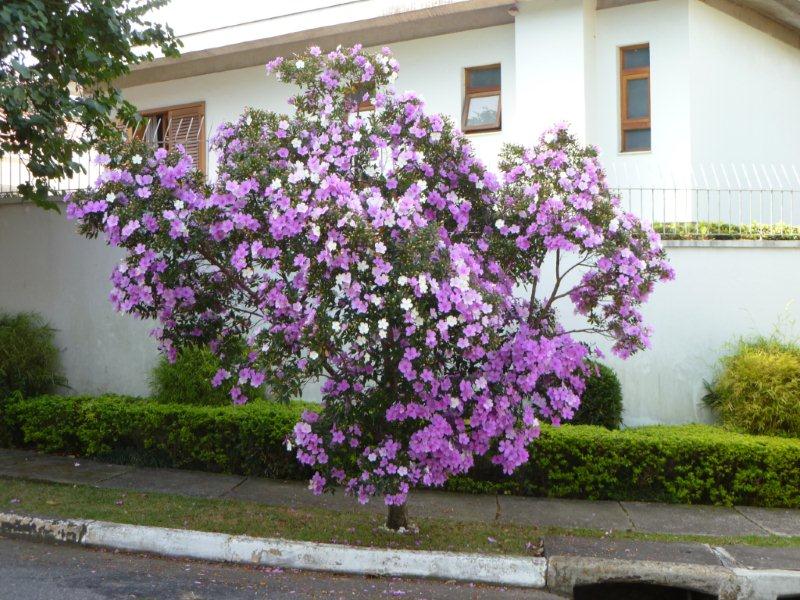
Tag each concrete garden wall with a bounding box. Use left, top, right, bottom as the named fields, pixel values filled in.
left=2, top=200, right=799, bottom=425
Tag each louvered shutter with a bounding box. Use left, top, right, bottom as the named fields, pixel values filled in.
left=165, top=103, right=205, bottom=173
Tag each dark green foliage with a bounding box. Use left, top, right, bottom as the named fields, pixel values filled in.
left=572, top=362, right=623, bottom=429
left=704, top=336, right=800, bottom=437
left=0, top=313, right=67, bottom=398
left=150, top=345, right=265, bottom=406
left=0, top=0, right=180, bottom=207
left=2, top=394, right=799, bottom=508
left=0, top=393, right=313, bottom=479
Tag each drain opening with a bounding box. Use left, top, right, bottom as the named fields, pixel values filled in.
left=573, top=582, right=717, bottom=600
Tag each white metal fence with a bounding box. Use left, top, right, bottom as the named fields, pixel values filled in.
left=3, top=134, right=800, bottom=238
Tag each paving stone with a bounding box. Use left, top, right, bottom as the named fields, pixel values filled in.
left=720, top=545, right=800, bottom=570
left=735, top=506, right=800, bottom=537
left=96, top=467, right=245, bottom=498
left=0, top=452, right=129, bottom=485
left=543, top=535, right=722, bottom=566
left=0, top=448, right=37, bottom=467
left=499, top=496, right=633, bottom=531
left=405, top=489, right=499, bottom=523
left=621, top=501, right=768, bottom=537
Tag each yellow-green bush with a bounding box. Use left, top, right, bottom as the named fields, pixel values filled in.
left=705, top=337, right=800, bottom=437
left=150, top=345, right=266, bottom=406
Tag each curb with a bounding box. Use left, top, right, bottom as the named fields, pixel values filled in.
left=2, top=511, right=799, bottom=597
left=0, top=512, right=545, bottom=588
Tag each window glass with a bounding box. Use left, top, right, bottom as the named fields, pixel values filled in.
left=623, top=46, right=650, bottom=69
left=626, top=77, right=650, bottom=119
left=624, top=128, right=651, bottom=151
left=468, top=67, right=501, bottom=90
left=465, top=94, right=500, bottom=128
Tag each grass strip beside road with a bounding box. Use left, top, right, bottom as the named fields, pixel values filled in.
left=1, top=477, right=798, bottom=555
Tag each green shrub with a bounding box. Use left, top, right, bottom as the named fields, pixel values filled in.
left=0, top=313, right=67, bottom=398
left=705, top=336, right=800, bottom=437
left=150, top=345, right=265, bottom=406
left=572, top=362, right=623, bottom=429
left=2, top=394, right=798, bottom=508
left=0, top=393, right=313, bottom=479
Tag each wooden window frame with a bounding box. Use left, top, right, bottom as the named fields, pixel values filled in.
left=136, top=101, right=206, bottom=173
left=462, top=64, right=502, bottom=133
left=619, top=44, right=651, bottom=153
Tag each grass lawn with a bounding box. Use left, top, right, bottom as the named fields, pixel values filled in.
left=1, top=477, right=799, bottom=555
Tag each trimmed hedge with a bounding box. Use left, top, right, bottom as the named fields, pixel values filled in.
left=0, top=393, right=311, bottom=480
left=2, top=393, right=799, bottom=508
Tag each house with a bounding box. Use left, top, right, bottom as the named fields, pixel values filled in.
left=1, top=0, right=799, bottom=425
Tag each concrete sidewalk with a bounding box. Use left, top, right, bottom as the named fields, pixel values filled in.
left=1, top=448, right=798, bottom=571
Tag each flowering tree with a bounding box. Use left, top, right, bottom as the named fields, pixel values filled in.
left=68, top=45, right=673, bottom=529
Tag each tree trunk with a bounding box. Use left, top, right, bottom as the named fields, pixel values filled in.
left=386, top=503, right=409, bottom=530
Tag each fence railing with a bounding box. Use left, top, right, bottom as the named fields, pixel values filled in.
left=3, top=143, right=800, bottom=240
left=613, top=186, right=800, bottom=239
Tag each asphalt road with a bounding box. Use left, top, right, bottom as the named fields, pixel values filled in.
left=0, top=536, right=562, bottom=600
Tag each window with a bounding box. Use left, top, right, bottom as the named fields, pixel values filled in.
left=463, top=65, right=501, bottom=133
left=346, top=84, right=375, bottom=114
left=619, top=44, right=650, bottom=152
left=134, top=102, right=206, bottom=172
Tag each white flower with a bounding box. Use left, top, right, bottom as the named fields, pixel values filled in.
left=332, top=321, right=341, bottom=332
left=311, top=224, right=321, bottom=237
left=375, top=242, right=386, bottom=254
left=400, top=298, right=413, bottom=311
left=105, top=192, right=116, bottom=203
left=418, top=274, right=428, bottom=294
left=174, top=200, right=184, bottom=210
left=450, top=396, right=460, bottom=409
left=446, top=315, right=458, bottom=327
left=356, top=335, right=367, bottom=345
left=295, top=60, right=305, bottom=69
left=358, top=323, right=369, bottom=335
left=397, top=466, right=408, bottom=477
left=271, top=178, right=282, bottom=189
left=357, top=261, right=369, bottom=272
left=352, top=131, right=362, bottom=142
left=326, top=240, right=337, bottom=252
left=495, top=219, right=506, bottom=230
left=397, top=275, right=408, bottom=286
left=370, top=295, right=381, bottom=306
left=367, top=452, right=377, bottom=462
left=474, top=377, right=487, bottom=390
left=378, top=318, right=388, bottom=330
left=378, top=329, right=387, bottom=339
left=291, top=138, right=302, bottom=149
left=285, top=440, right=293, bottom=451
left=131, top=155, right=142, bottom=165
left=296, top=202, right=308, bottom=214
left=309, top=351, right=319, bottom=360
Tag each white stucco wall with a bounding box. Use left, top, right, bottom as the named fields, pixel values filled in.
left=2, top=199, right=797, bottom=423
left=0, top=204, right=159, bottom=396
left=122, top=25, right=516, bottom=175
left=688, top=0, right=800, bottom=167
left=604, top=244, right=800, bottom=425
left=592, top=0, right=693, bottom=186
